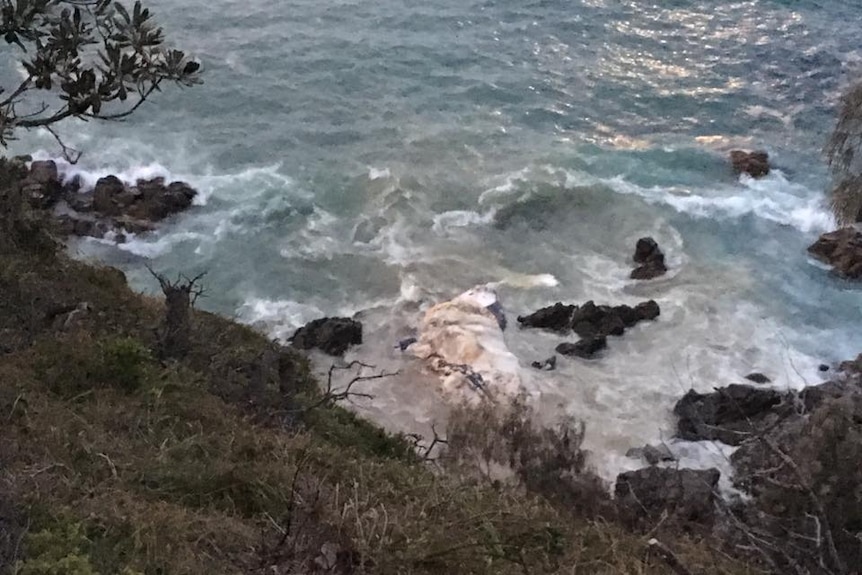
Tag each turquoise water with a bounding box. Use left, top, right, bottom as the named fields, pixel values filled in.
left=10, top=0, right=862, bottom=471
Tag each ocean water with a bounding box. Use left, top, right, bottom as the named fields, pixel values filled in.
left=9, top=0, right=862, bottom=477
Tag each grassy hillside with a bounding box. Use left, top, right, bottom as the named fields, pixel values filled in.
left=0, top=163, right=755, bottom=574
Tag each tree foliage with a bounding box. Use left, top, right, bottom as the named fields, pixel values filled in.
left=825, top=82, right=862, bottom=225
left=0, top=0, right=200, bottom=153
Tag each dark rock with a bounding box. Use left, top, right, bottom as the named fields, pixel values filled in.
left=631, top=237, right=668, bottom=280
left=291, top=317, right=362, bottom=356
left=519, top=300, right=660, bottom=336
left=62, top=174, right=82, bottom=196
left=673, top=384, right=788, bottom=445
left=630, top=260, right=667, bottom=280
left=570, top=301, right=604, bottom=329
left=55, top=215, right=108, bottom=239
left=626, top=444, right=676, bottom=466
left=631, top=253, right=668, bottom=280
left=634, top=300, right=660, bottom=321
left=126, top=178, right=196, bottom=221
left=838, top=353, right=862, bottom=377
left=799, top=379, right=859, bottom=412
left=517, top=302, right=574, bottom=332
left=598, top=313, right=625, bottom=337
left=485, top=301, right=507, bottom=331
left=23, top=160, right=63, bottom=209
left=615, top=467, right=721, bottom=527
left=744, top=372, right=771, bottom=384
left=634, top=237, right=660, bottom=264
left=614, top=304, right=640, bottom=327
left=556, top=336, right=607, bottom=359
left=530, top=356, right=557, bottom=371
left=730, top=150, right=770, bottom=178
left=92, top=175, right=127, bottom=216
left=571, top=320, right=598, bottom=338
left=808, top=227, right=862, bottom=279
left=90, top=175, right=197, bottom=224
left=114, top=217, right=156, bottom=235
left=67, top=192, right=93, bottom=213
left=571, top=302, right=629, bottom=338
left=819, top=364, right=830, bottom=372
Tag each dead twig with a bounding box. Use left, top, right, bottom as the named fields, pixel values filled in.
left=302, top=361, right=395, bottom=413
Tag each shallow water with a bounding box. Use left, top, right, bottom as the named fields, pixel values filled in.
left=8, top=0, right=862, bottom=477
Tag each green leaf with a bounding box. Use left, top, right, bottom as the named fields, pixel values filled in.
left=114, top=2, right=130, bottom=23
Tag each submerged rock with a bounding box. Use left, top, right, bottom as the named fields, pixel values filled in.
left=630, top=236, right=667, bottom=280
left=290, top=317, right=363, bottom=356
left=615, top=467, right=720, bottom=527
left=808, top=227, right=862, bottom=279
left=730, top=150, right=770, bottom=178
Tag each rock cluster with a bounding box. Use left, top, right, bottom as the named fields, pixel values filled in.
left=20, top=159, right=197, bottom=242
left=730, top=149, right=770, bottom=178
left=518, top=299, right=660, bottom=359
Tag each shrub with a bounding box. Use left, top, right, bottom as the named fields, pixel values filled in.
left=34, top=335, right=153, bottom=397
left=442, top=395, right=610, bottom=518
left=14, top=522, right=98, bottom=575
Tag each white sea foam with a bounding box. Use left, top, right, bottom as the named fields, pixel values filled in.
left=31, top=148, right=300, bottom=208
left=602, top=171, right=834, bottom=233
left=489, top=272, right=560, bottom=289
left=478, top=167, right=532, bottom=205
left=431, top=209, right=495, bottom=234
left=368, top=166, right=392, bottom=180
left=236, top=297, right=325, bottom=341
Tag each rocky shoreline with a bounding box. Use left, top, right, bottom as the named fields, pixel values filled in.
left=17, top=156, right=198, bottom=243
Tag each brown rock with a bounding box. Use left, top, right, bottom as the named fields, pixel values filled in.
left=92, top=175, right=127, bottom=216
left=808, top=227, right=862, bottom=279
left=22, top=160, right=63, bottom=209
left=126, top=178, right=196, bottom=221
left=730, top=150, right=770, bottom=178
